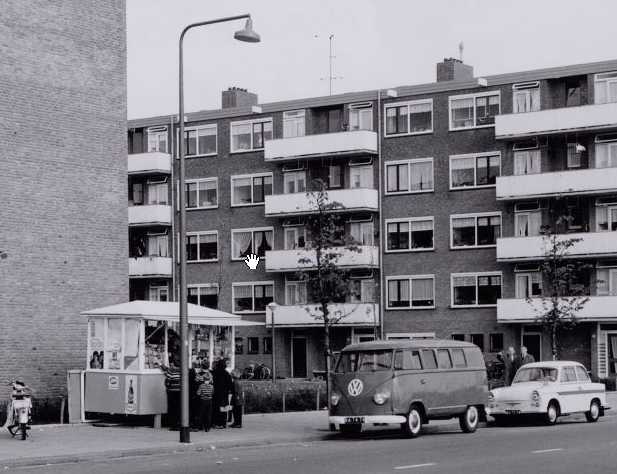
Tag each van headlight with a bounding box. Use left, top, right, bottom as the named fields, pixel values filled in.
left=331, top=391, right=341, bottom=406
left=488, top=391, right=495, bottom=402
left=373, top=390, right=391, bottom=405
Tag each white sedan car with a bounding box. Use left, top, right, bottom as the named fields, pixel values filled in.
left=487, top=361, right=610, bottom=425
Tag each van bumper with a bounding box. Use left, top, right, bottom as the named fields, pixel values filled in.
left=329, top=415, right=406, bottom=425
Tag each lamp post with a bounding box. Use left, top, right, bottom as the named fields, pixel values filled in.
left=267, top=302, right=278, bottom=381
left=177, top=14, right=260, bottom=444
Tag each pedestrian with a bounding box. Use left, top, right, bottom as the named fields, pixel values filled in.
left=211, top=359, right=233, bottom=429
left=196, top=370, right=214, bottom=432
left=520, top=346, right=535, bottom=366
left=189, top=365, right=200, bottom=429
left=161, top=354, right=181, bottom=430
left=230, top=369, right=244, bottom=428
left=502, top=346, right=519, bottom=386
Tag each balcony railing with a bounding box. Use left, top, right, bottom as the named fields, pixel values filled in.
left=264, top=130, right=378, bottom=162
left=266, top=303, right=379, bottom=327
left=497, top=296, right=617, bottom=323
left=264, top=188, right=378, bottom=216
left=265, top=246, right=379, bottom=272
left=496, top=232, right=617, bottom=261
left=128, top=205, right=172, bottom=226
left=128, top=256, right=172, bottom=278
left=495, top=102, right=617, bottom=139
left=128, top=152, right=172, bottom=175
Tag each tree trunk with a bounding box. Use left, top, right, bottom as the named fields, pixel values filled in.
left=551, top=323, right=558, bottom=361
left=322, top=302, right=331, bottom=416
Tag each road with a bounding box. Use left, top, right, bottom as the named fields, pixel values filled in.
left=11, top=415, right=617, bottom=474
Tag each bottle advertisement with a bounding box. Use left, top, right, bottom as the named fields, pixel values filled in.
left=125, top=375, right=137, bottom=415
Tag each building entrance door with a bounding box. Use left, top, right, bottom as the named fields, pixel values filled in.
left=291, top=337, right=307, bottom=378
left=522, top=333, right=542, bottom=362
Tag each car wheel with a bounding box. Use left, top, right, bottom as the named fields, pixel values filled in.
left=545, top=402, right=559, bottom=425
left=459, top=406, right=479, bottom=433
left=585, top=400, right=600, bottom=423
left=402, top=406, right=423, bottom=438
left=340, top=424, right=362, bottom=435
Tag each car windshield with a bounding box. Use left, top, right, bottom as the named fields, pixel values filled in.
left=335, top=350, right=393, bottom=373
left=513, top=367, right=558, bottom=383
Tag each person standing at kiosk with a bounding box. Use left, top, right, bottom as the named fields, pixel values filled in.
left=162, top=355, right=181, bottom=429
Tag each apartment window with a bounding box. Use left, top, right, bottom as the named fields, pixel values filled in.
left=263, top=337, right=272, bottom=355
left=247, top=337, right=259, bottom=354
left=596, top=198, right=617, bottom=232
left=515, top=272, right=542, bottom=298
left=512, top=82, right=540, bottom=113
left=470, top=334, right=484, bottom=352
left=285, top=280, right=307, bottom=305
left=188, top=284, right=219, bottom=308
left=385, top=99, right=433, bottom=136
left=350, top=165, right=373, bottom=189
left=329, top=165, right=342, bottom=188
left=450, top=153, right=500, bottom=189
left=283, top=110, right=305, bottom=138
left=147, top=127, right=168, bottom=153
left=185, top=178, right=217, bottom=209
left=146, top=233, right=168, bottom=257
left=231, top=173, right=272, bottom=206
left=231, top=118, right=272, bottom=152
left=387, top=217, right=434, bottom=251
left=451, top=213, right=501, bottom=248
left=567, top=143, right=582, bottom=168
left=595, top=72, right=617, bottom=104
left=451, top=334, right=465, bottom=341
left=513, top=147, right=541, bottom=175
left=489, top=333, right=504, bottom=353
left=231, top=228, right=273, bottom=259
left=350, top=221, right=374, bottom=246
left=186, top=231, right=218, bottom=262
left=146, top=180, right=168, bottom=205
left=284, top=226, right=306, bottom=250
left=452, top=273, right=502, bottom=307
left=597, top=267, right=617, bottom=296
left=595, top=136, right=617, bottom=169
left=566, top=78, right=582, bottom=107
left=350, top=279, right=376, bottom=303
left=232, top=282, right=274, bottom=313
left=515, top=201, right=542, bottom=236
left=183, top=124, right=217, bottom=156
left=385, top=158, right=434, bottom=194
left=148, top=285, right=168, bottom=302
left=387, top=275, right=435, bottom=309
left=235, top=337, right=244, bottom=355
left=450, top=92, right=500, bottom=130
left=284, top=170, right=306, bottom=194
left=349, top=103, right=373, bottom=131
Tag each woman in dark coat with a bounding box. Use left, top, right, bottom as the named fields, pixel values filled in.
left=211, top=359, right=233, bottom=428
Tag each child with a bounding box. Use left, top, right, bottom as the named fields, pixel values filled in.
left=230, top=369, right=244, bottom=428
left=196, top=370, right=213, bottom=432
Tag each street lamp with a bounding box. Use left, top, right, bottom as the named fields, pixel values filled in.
left=177, top=14, right=260, bottom=444
left=267, top=302, right=278, bottom=381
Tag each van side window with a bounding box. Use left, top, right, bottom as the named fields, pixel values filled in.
left=463, top=348, right=484, bottom=368
left=451, top=348, right=467, bottom=368
left=437, top=349, right=453, bottom=369
left=421, top=349, right=438, bottom=369
left=394, top=350, right=423, bottom=370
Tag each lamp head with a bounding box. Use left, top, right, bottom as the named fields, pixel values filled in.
left=234, top=18, right=261, bottom=43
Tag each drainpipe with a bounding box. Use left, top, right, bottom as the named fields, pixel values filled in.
left=170, top=114, right=176, bottom=301
left=377, top=89, right=385, bottom=340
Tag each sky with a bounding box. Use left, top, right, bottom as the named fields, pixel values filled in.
left=127, top=0, right=617, bottom=120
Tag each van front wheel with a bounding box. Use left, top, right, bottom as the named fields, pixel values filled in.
left=459, top=406, right=479, bottom=433
left=402, top=407, right=423, bottom=438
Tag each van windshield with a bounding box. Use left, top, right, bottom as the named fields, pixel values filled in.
left=513, top=367, right=558, bottom=383
left=336, top=350, right=393, bottom=373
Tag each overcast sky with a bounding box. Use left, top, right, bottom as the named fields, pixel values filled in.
left=127, top=0, right=617, bottom=119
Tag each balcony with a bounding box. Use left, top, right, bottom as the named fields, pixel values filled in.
left=496, top=167, right=617, bottom=200
left=266, top=303, right=379, bottom=327
left=128, top=205, right=172, bottom=226
left=128, top=152, right=172, bottom=175
left=264, top=130, right=377, bottom=162
left=128, top=257, right=172, bottom=278
left=497, top=296, right=617, bottom=323
left=495, top=102, right=617, bottom=140
left=265, top=246, right=379, bottom=272
left=264, top=188, right=378, bottom=216
left=497, top=232, right=617, bottom=261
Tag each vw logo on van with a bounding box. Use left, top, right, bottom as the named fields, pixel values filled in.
left=347, top=379, right=364, bottom=397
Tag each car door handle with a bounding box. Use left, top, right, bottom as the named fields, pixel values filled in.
left=420, top=379, right=426, bottom=385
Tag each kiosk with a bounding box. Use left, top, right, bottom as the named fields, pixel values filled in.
left=79, top=301, right=261, bottom=418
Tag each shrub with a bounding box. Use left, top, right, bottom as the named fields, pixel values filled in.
left=241, top=380, right=326, bottom=414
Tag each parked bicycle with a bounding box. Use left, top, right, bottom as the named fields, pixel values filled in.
left=241, top=363, right=272, bottom=380
left=4, top=381, right=32, bottom=440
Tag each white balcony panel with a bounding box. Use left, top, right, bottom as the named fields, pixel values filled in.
left=264, top=130, right=377, bottom=162
left=265, top=246, right=378, bottom=272
left=128, top=152, right=172, bottom=175
left=129, top=257, right=172, bottom=278
left=496, top=167, right=617, bottom=200
left=497, top=232, right=617, bottom=261
left=495, top=102, right=617, bottom=139
left=128, top=205, right=172, bottom=226
left=266, top=303, right=379, bottom=327
left=497, top=296, right=617, bottom=323
left=265, top=189, right=378, bottom=216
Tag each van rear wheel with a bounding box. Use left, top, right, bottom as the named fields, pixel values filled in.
left=402, top=407, right=423, bottom=438
left=459, top=406, right=479, bottom=433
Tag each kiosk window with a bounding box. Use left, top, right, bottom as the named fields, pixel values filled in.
left=106, top=319, right=123, bottom=370
left=394, top=350, right=423, bottom=370
left=437, top=349, right=453, bottom=369
left=451, top=348, right=467, bottom=368
left=421, top=349, right=438, bottom=369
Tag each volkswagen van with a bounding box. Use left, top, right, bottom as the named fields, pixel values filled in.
left=329, top=339, right=488, bottom=437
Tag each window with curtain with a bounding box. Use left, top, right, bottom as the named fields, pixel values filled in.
left=387, top=221, right=409, bottom=250
left=411, top=278, right=434, bottom=307
left=452, top=217, right=476, bottom=247
left=254, top=230, right=273, bottom=256
left=596, top=268, right=617, bottom=296
left=515, top=272, right=542, bottom=298
left=595, top=141, right=617, bottom=169
left=233, top=284, right=254, bottom=312
left=451, top=97, right=474, bottom=129
left=387, top=279, right=410, bottom=308
left=409, top=102, right=432, bottom=132
left=232, top=177, right=252, bottom=204
left=132, top=183, right=144, bottom=205
left=350, top=221, right=374, bottom=246
left=349, top=103, right=373, bottom=131
left=185, top=179, right=217, bottom=208
left=385, top=105, right=408, bottom=135
left=283, top=110, right=305, bottom=138
left=231, top=174, right=272, bottom=205
left=184, top=125, right=216, bottom=156
left=514, top=149, right=541, bottom=175
left=186, top=232, right=217, bottom=261
left=410, top=160, right=433, bottom=192
left=232, top=231, right=253, bottom=258
left=450, top=154, right=500, bottom=188
left=254, top=284, right=274, bottom=311
left=595, top=202, right=617, bottom=232
left=388, top=277, right=433, bottom=308
left=146, top=181, right=168, bottom=205
left=231, top=122, right=251, bottom=151
left=477, top=215, right=501, bottom=246
left=147, top=128, right=168, bottom=153
left=450, top=156, right=475, bottom=188
left=350, top=165, right=373, bottom=189
left=453, top=274, right=502, bottom=306
left=188, top=285, right=218, bottom=308
left=515, top=211, right=542, bottom=236
left=386, top=163, right=409, bottom=193
left=285, top=281, right=307, bottom=305
left=232, top=229, right=273, bottom=259
left=450, top=93, right=500, bottom=129
left=476, top=155, right=500, bottom=186
left=284, top=226, right=306, bottom=249
left=148, top=233, right=168, bottom=257
left=410, top=219, right=433, bottom=249
left=284, top=171, right=306, bottom=194
left=328, top=165, right=342, bottom=188
left=513, top=83, right=540, bottom=113
left=452, top=275, right=477, bottom=306
left=385, top=100, right=432, bottom=135
left=594, top=72, right=617, bottom=104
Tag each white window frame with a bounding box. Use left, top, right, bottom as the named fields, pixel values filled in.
left=450, top=271, right=503, bottom=308
left=187, top=283, right=219, bottom=307
left=349, top=165, right=374, bottom=189
left=385, top=217, right=434, bottom=253
left=450, top=212, right=502, bottom=249
left=349, top=278, right=376, bottom=303
left=186, top=230, right=218, bottom=263
left=230, top=172, right=273, bottom=207
left=283, top=170, right=307, bottom=194
left=230, top=227, right=274, bottom=261
left=232, top=281, right=275, bottom=314
left=176, top=124, right=217, bottom=157
left=148, top=284, right=169, bottom=302
left=512, top=82, right=540, bottom=114
left=594, top=135, right=617, bottom=169
left=449, top=91, right=501, bottom=131
left=181, top=177, right=218, bottom=210
left=349, top=102, right=373, bottom=131
left=384, top=157, right=434, bottom=195
left=514, top=272, right=542, bottom=299
left=285, top=280, right=308, bottom=305
left=596, top=266, right=617, bottom=296
left=283, top=110, right=306, bottom=138
left=384, top=99, right=433, bottom=137
left=283, top=225, right=307, bottom=250
left=449, top=151, right=501, bottom=190
left=230, top=117, right=273, bottom=153
left=594, top=71, right=617, bottom=105
left=385, top=274, right=436, bottom=310
left=595, top=199, right=617, bottom=232
left=147, top=126, right=168, bottom=153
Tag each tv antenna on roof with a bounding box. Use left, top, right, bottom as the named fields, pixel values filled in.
left=314, top=33, right=343, bottom=95
left=459, top=41, right=464, bottom=62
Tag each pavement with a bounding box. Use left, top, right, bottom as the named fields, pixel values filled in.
left=2, top=391, right=616, bottom=470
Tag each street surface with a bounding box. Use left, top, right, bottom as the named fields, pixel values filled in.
left=10, top=415, right=617, bottom=474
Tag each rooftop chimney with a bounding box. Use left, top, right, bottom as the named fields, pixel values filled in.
left=436, top=58, right=474, bottom=82
left=222, top=87, right=258, bottom=109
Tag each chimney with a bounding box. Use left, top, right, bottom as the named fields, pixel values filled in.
left=222, top=87, right=258, bottom=109
left=436, top=58, right=474, bottom=82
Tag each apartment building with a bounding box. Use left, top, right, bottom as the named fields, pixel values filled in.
left=127, top=58, right=617, bottom=382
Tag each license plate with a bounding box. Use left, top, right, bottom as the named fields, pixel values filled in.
left=344, top=416, right=365, bottom=424
left=505, top=410, right=521, bottom=415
